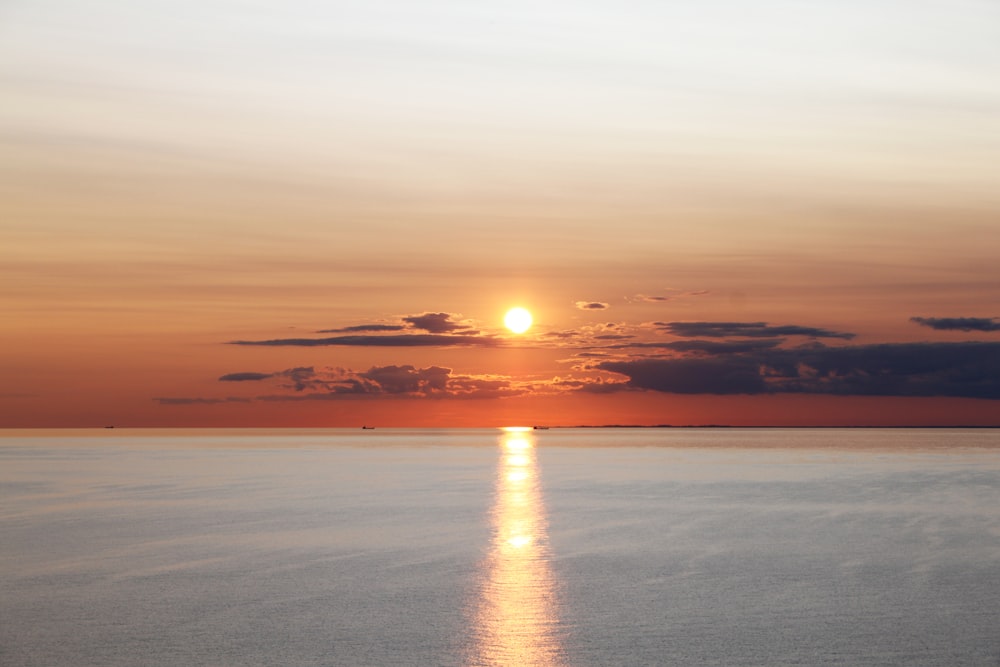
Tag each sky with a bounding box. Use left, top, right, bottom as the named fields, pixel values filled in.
left=2, top=0, right=999, bottom=427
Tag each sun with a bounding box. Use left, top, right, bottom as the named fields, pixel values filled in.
left=504, top=307, right=533, bottom=334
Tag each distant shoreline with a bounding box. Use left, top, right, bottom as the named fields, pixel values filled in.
left=1, top=424, right=999, bottom=432
left=562, top=424, right=1000, bottom=429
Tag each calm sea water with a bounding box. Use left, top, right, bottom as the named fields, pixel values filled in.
left=2, top=428, right=999, bottom=666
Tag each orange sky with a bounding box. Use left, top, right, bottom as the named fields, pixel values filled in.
left=2, top=1, right=999, bottom=427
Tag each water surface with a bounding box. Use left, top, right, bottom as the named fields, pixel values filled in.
left=2, top=428, right=999, bottom=666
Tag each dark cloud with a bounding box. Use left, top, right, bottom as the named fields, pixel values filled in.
left=275, top=367, right=322, bottom=391
left=658, top=321, right=855, bottom=339
left=575, top=301, right=610, bottom=310
left=911, top=317, right=1000, bottom=332
left=219, top=372, right=273, bottom=382
left=173, top=365, right=528, bottom=403
left=662, top=339, right=784, bottom=354
left=316, top=324, right=406, bottom=333
left=230, top=334, right=498, bottom=347
left=402, top=312, right=469, bottom=333
left=631, top=291, right=709, bottom=303
left=359, top=365, right=450, bottom=394
left=325, top=365, right=523, bottom=399
left=600, top=342, right=1000, bottom=399
left=610, top=339, right=784, bottom=354
left=601, top=357, right=766, bottom=394
left=218, top=367, right=322, bottom=391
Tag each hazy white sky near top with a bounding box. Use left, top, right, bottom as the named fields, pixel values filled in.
left=4, top=0, right=999, bottom=189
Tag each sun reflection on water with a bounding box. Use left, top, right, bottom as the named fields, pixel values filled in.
left=467, top=428, right=565, bottom=666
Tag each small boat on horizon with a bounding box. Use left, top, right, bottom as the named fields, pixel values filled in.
left=532, top=426, right=549, bottom=430
left=362, top=425, right=375, bottom=430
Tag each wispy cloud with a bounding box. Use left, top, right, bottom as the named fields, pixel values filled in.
left=630, top=290, right=710, bottom=303
left=316, top=324, right=406, bottom=333
left=172, top=365, right=530, bottom=402
left=609, top=339, right=785, bottom=354
left=230, top=334, right=499, bottom=347
left=219, top=372, right=273, bottom=382
left=911, top=317, right=1000, bottom=332
left=656, top=321, right=856, bottom=340
left=165, top=363, right=639, bottom=405
left=575, top=301, right=610, bottom=310
left=246, top=312, right=488, bottom=346
left=402, top=312, right=472, bottom=333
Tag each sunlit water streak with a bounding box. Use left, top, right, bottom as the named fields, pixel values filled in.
left=467, top=428, right=565, bottom=666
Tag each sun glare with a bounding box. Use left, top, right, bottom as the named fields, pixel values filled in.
left=504, top=307, right=533, bottom=334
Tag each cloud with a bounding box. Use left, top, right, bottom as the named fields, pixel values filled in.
left=317, top=365, right=527, bottom=399
left=315, top=365, right=527, bottom=399
left=657, top=321, right=855, bottom=339
left=632, top=339, right=785, bottom=354
left=599, top=342, right=1000, bottom=398
left=312, top=312, right=473, bottom=337
left=575, top=301, right=610, bottom=310
left=316, top=324, right=406, bottom=333
left=218, top=367, right=324, bottom=391
left=167, top=364, right=532, bottom=403
left=230, top=334, right=498, bottom=347
left=166, top=363, right=650, bottom=405
left=358, top=365, right=450, bottom=394
left=911, top=317, right=1000, bottom=332
left=276, top=367, right=323, bottom=391
left=402, top=312, right=470, bottom=333
left=631, top=290, right=710, bottom=303
left=601, top=357, right=767, bottom=394
left=219, top=372, right=273, bottom=382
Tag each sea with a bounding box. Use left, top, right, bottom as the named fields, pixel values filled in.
left=2, top=427, right=999, bottom=666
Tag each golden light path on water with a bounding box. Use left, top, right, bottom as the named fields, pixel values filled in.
left=468, top=427, right=565, bottom=666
